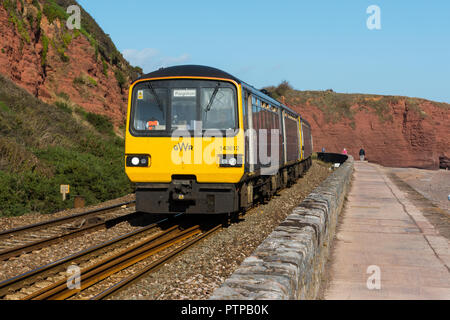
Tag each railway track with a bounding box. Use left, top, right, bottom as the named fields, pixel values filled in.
left=0, top=215, right=221, bottom=300
left=0, top=201, right=136, bottom=261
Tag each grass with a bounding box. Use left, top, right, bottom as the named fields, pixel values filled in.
left=7, top=7, right=31, bottom=44
left=114, top=69, right=126, bottom=91
left=0, top=74, right=133, bottom=217
left=73, top=74, right=98, bottom=88
left=102, top=57, right=108, bottom=77
left=42, top=0, right=69, bottom=24
left=54, top=101, right=72, bottom=114
left=84, top=112, right=114, bottom=135
left=0, top=101, right=10, bottom=113
left=41, top=33, right=49, bottom=65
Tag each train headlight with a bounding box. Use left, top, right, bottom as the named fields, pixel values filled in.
left=219, top=155, right=243, bottom=168
left=131, top=157, right=140, bottom=166
left=126, top=155, right=150, bottom=167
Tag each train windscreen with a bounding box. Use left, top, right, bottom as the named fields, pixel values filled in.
left=130, top=80, right=237, bottom=135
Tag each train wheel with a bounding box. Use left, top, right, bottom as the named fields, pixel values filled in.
left=221, top=213, right=232, bottom=228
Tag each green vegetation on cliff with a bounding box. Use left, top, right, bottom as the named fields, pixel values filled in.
left=1, top=0, right=143, bottom=81
left=0, top=74, right=133, bottom=217
left=54, top=0, right=143, bottom=80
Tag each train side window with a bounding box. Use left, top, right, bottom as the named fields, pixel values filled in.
left=252, top=98, right=258, bottom=129
left=258, top=102, right=263, bottom=130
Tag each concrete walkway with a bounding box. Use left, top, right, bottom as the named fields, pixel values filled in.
left=324, top=162, right=450, bottom=300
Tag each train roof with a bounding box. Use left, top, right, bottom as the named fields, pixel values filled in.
left=135, top=65, right=242, bottom=83
left=135, top=65, right=299, bottom=117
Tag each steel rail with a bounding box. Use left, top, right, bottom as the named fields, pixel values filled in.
left=92, top=224, right=222, bottom=300
left=0, top=211, right=139, bottom=261
left=24, top=225, right=201, bottom=300
left=0, top=200, right=136, bottom=241
left=0, top=215, right=168, bottom=298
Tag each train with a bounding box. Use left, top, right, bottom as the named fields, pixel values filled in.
left=124, top=65, right=313, bottom=215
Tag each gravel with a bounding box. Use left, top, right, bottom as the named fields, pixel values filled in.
left=0, top=194, right=136, bottom=232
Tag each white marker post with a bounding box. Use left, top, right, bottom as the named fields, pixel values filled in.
left=60, top=185, right=70, bottom=201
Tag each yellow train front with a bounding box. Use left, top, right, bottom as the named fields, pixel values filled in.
left=125, top=65, right=313, bottom=215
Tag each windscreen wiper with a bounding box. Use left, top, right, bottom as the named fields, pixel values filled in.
left=147, top=83, right=163, bottom=113
left=205, top=82, right=221, bottom=113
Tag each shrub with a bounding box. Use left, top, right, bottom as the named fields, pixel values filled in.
left=41, top=34, right=49, bottom=65
left=8, top=10, right=30, bottom=44
left=0, top=101, right=9, bottom=113
left=102, top=58, right=109, bottom=77
left=73, top=75, right=85, bottom=86
left=57, top=46, right=69, bottom=62
left=88, top=76, right=97, bottom=87
left=114, top=69, right=126, bottom=90
left=62, top=32, right=72, bottom=48
left=55, top=101, right=71, bottom=114
left=0, top=144, right=133, bottom=216
left=56, top=91, right=70, bottom=100
left=85, top=112, right=114, bottom=135
left=42, top=0, right=68, bottom=24
left=73, top=74, right=98, bottom=88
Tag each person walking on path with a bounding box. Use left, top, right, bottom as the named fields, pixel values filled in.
left=359, top=147, right=366, bottom=161
left=342, top=148, right=348, bottom=155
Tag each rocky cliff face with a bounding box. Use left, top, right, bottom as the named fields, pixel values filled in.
left=0, top=0, right=141, bottom=125
left=290, top=94, right=449, bottom=170
left=265, top=83, right=449, bottom=170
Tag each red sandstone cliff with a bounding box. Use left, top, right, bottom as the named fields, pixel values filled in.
left=266, top=82, right=449, bottom=170
left=288, top=95, right=449, bottom=170
left=0, top=0, right=140, bottom=125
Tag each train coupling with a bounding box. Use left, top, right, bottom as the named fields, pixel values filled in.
left=170, top=179, right=194, bottom=201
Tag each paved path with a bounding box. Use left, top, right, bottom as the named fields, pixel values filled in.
left=324, top=162, right=450, bottom=300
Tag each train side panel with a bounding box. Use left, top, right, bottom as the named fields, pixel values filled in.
left=301, top=120, right=313, bottom=160
left=284, top=113, right=300, bottom=164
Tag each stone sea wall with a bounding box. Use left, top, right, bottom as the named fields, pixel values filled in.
left=211, top=156, right=354, bottom=300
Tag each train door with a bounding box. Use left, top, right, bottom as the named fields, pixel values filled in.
left=280, top=110, right=287, bottom=166
left=296, top=117, right=301, bottom=161
left=246, top=91, right=256, bottom=173
left=300, top=119, right=304, bottom=161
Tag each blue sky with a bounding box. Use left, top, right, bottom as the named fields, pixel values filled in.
left=77, top=0, right=450, bottom=102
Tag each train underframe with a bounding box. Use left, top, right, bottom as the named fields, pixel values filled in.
left=135, top=157, right=312, bottom=215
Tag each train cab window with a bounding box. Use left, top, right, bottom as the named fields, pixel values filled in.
left=201, top=87, right=236, bottom=130
left=131, top=80, right=238, bottom=136
left=172, top=88, right=197, bottom=131
left=132, top=87, right=168, bottom=131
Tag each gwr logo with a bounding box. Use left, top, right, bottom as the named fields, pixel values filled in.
left=173, top=142, right=193, bottom=151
